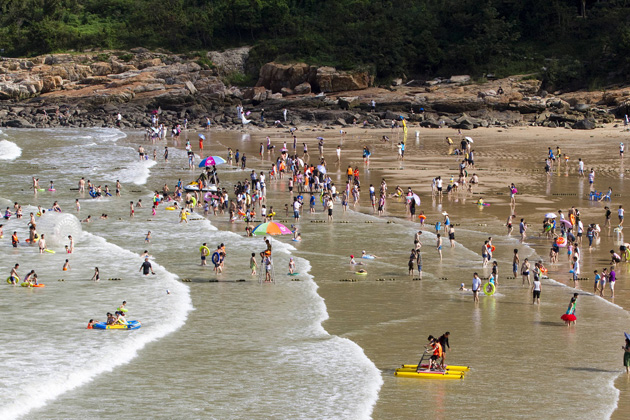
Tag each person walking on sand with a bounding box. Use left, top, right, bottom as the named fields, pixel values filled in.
left=509, top=183, right=517, bottom=206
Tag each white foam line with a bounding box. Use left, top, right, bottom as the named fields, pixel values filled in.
left=0, top=140, right=22, bottom=160
left=0, top=232, right=193, bottom=420
left=282, top=247, right=383, bottom=418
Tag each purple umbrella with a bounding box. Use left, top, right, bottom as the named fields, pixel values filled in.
left=198, top=156, right=226, bottom=167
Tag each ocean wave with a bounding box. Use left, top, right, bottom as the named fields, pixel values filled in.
left=0, top=140, right=22, bottom=160
left=0, top=232, right=192, bottom=420
left=106, top=159, right=157, bottom=185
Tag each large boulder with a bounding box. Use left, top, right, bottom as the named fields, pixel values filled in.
left=294, top=82, right=311, bottom=95
left=42, top=76, right=63, bottom=93
left=449, top=75, right=471, bottom=84
left=207, top=47, right=250, bottom=77
left=314, top=67, right=370, bottom=93
left=91, top=62, right=113, bottom=76
left=573, top=118, right=596, bottom=130
left=5, top=118, right=35, bottom=128
left=256, top=62, right=312, bottom=93
left=338, top=96, right=360, bottom=109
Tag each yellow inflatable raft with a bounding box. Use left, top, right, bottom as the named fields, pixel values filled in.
left=401, top=364, right=470, bottom=372
left=394, top=369, right=464, bottom=380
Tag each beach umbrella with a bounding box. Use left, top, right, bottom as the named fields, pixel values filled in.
left=252, top=221, right=292, bottom=236
left=198, top=156, right=226, bottom=167
left=198, top=134, right=206, bottom=140
left=545, top=213, right=557, bottom=219
left=316, top=165, right=327, bottom=174
left=560, top=219, right=573, bottom=228
left=406, top=193, right=421, bottom=206
left=464, top=136, right=474, bottom=143
left=316, top=137, right=324, bottom=140
left=625, top=332, right=630, bottom=341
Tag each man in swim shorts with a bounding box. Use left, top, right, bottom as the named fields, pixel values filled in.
left=200, top=243, right=209, bottom=266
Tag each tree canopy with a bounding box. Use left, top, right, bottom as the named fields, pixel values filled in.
left=0, top=0, right=628, bottom=88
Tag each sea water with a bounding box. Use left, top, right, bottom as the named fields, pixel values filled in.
left=1, top=126, right=629, bottom=419
left=0, top=128, right=382, bottom=419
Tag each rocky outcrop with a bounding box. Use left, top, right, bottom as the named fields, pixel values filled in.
left=208, top=47, right=251, bottom=77
left=255, top=62, right=371, bottom=94
left=312, top=66, right=370, bottom=93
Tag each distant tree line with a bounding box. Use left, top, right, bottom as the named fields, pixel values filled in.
left=0, top=0, right=629, bottom=88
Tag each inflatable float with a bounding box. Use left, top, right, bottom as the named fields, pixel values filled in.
left=355, top=270, right=368, bottom=275
left=92, top=320, right=142, bottom=330
left=21, top=283, right=45, bottom=287
left=401, top=364, right=470, bottom=372
left=394, top=369, right=464, bottom=380
left=184, top=183, right=218, bottom=193
left=483, top=282, right=496, bottom=296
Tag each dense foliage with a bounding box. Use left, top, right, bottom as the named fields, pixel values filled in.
left=1, top=0, right=629, bottom=88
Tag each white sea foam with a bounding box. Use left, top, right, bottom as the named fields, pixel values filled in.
left=107, top=159, right=157, bottom=185
left=0, top=140, right=22, bottom=160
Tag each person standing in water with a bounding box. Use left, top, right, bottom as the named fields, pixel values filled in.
left=623, top=337, right=630, bottom=374
left=561, top=293, right=578, bottom=326
left=472, top=273, right=481, bottom=303
left=91, top=267, right=100, bottom=282
left=532, top=276, right=541, bottom=304
left=513, top=249, right=520, bottom=279
left=436, top=234, right=443, bottom=261
left=140, top=257, right=155, bottom=275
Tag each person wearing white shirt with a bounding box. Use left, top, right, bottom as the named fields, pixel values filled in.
left=472, top=273, right=481, bottom=303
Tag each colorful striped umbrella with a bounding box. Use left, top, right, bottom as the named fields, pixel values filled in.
left=198, top=156, right=226, bottom=167
left=252, top=221, right=292, bottom=236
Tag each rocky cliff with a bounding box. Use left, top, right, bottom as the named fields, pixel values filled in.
left=0, top=48, right=626, bottom=131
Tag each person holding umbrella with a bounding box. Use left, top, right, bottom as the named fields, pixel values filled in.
left=198, top=134, right=205, bottom=152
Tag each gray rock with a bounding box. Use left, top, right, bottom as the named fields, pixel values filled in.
left=338, top=96, right=359, bottom=110
left=5, top=118, right=35, bottom=128
left=574, top=103, right=591, bottom=112
left=449, top=75, right=471, bottom=84
left=185, top=81, right=198, bottom=95
left=573, top=119, right=596, bottom=130
left=207, top=47, right=251, bottom=77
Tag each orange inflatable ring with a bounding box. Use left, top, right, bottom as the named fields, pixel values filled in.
left=491, top=246, right=496, bottom=252
left=556, top=237, right=566, bottom=245
left=418, top=215, right=426, bottom=220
